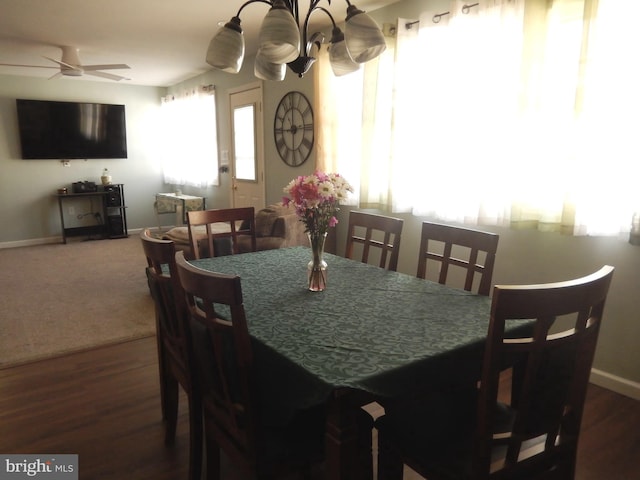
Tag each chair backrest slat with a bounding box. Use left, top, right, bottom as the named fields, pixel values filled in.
left=417, top=221, right=499, bottom=296
left=139, top=228, right=193, bottom=389
left=345, top=211, right=404, bottom=271
left=174, top=250, right=259, bottom=467
left=473, top=265, right=615, bottom=477
left=187, top=207, right=257, bottom=259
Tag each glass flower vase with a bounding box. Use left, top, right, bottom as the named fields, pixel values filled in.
left=307, top=232, right=328, bottom=292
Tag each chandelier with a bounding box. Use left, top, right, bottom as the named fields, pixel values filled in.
left=205, top=0, right=387, bottom=81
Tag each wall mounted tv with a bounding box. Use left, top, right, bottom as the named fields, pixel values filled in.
left=16, top=99, right=127, bottom=159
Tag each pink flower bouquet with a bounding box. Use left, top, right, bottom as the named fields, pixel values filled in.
left=283, top=172, right=353, bottom=235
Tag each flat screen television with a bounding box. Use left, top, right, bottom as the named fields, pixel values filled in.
left=16, top=99, right=128, bottom=159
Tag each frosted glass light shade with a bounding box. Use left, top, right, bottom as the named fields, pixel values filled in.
left=328, top=27, right=360, bottom=76
left=257, top=0, right=301, bottom=64
left=254, top=51, right=286, bottom=81
left=206, top=16, right=245, bottom=73
left=344, top=5, right=386, bottom=63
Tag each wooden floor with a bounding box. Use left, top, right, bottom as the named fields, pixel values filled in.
left=0, top=336, right=638, bottom=480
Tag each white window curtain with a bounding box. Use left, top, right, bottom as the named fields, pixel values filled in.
left=317, top=0, right=640, bottom=236
left=160, top=85, right=219, bottom=188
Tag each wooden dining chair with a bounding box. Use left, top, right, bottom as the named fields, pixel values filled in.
left=345, top=211, right=404, bottom=271
left=376, top=265, right=615, bottom=480
left=139, top=229, right=202, bottom=480
left=417, top=221, right=499, bottom=296
left=174, top=250, right=328, bottom=479
left=187, top=207, right=257, bottom=259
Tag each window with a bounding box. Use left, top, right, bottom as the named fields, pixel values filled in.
left=233, top=104, right=257, bottom=181
left=160, top=86, right=219, bottom=188
left=317, top=0, right=640, bottom=236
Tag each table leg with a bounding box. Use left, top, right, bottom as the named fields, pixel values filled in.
left=325, top=389, right=374, bottom=480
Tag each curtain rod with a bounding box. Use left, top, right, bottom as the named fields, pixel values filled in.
left=462, top=2, right=479, bottom=14
left=161, top=84, right=215, bottom=102
left=405, top=2, right=480, bottom=28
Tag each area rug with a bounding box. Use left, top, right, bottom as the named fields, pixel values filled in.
left=0, top=234, right=155, bottom=368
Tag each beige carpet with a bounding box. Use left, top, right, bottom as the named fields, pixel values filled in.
left=0, top=234, right=155, bottom=368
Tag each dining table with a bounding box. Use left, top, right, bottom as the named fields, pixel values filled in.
left=190, top=246, right=526, bottom=480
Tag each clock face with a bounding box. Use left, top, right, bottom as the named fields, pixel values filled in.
left=274, top=91, right=314, bottom=167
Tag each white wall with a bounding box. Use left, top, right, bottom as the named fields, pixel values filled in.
left=0, top=74, right=165, bottom=244
left=356, top=0, right=640, bottom=399
left=164, top=57, right=316, bottom=211
left=0, top=53, right=316, bottom=244
left=331, top=207, right=640, bottom=399
left=0, top=0, right=637, bottom=399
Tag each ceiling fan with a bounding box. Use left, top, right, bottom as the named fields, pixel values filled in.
left=0, top=46, right=131, bottom=81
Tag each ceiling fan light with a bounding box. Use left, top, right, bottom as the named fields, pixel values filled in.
left=344, top=4, right=387, bottom=63
left=206, top=16, right=245, bottom=73
left=60, top=46, right=81, bottom=67
left=254, top=51, right=286, bottom=81
left=328, top=27, right=360, bottom=76
left=257, top=0, right=301, bottom=64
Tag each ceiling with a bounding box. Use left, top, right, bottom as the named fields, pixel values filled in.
left=0, top=0, right=400, bottom=87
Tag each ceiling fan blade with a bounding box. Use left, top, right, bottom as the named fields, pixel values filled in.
left=2, top=47, right=130, bottom=81
left=84, top=70, right=130, bottom=81
left=43, top=55, right=80, bottom=71
left=0, top=62, right=57, bottom=69
left=82, top=64, right=130, bottom=71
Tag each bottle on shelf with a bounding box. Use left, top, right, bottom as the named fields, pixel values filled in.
left=101, top=168, right=112, bottom=186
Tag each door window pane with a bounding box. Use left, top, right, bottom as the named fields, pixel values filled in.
left=233, top=105, right=257, bottom=181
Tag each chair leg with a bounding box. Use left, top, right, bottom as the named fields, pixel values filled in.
left=187, top=392, right=203, bottom=480
left=300, top=465, right=313, bottom=480
left=204, top=427, right=221, bottom=480
left=556, top=451, right=578, bottom=480
left=163, top=375, right=179, bottom=445
left=377, top=428, right=404, bottom=480
left=156, top=334, right=168, bottom=421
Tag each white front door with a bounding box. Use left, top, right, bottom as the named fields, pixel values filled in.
left=229, top=83, right=265, bottom=211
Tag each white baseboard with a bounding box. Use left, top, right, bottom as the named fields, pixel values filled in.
left=0, top=236, right=61, bottom=249
left=0, top=230, right=145, bottom=249
left=590, top=368, right=640, bottom=401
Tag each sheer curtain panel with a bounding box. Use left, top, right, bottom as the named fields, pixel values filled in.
left=160, top=86, right=219, bottom=188
left=317, top=0, right=640, bottom=237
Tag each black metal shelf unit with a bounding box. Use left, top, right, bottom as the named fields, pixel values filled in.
left=55, top=184, right=128, bottom=243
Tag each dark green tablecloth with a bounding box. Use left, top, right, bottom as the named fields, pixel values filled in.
left=192, top=247, right=508, bottom=423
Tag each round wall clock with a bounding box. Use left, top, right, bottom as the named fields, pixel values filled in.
left=274, top=91, right=314, bottom=167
